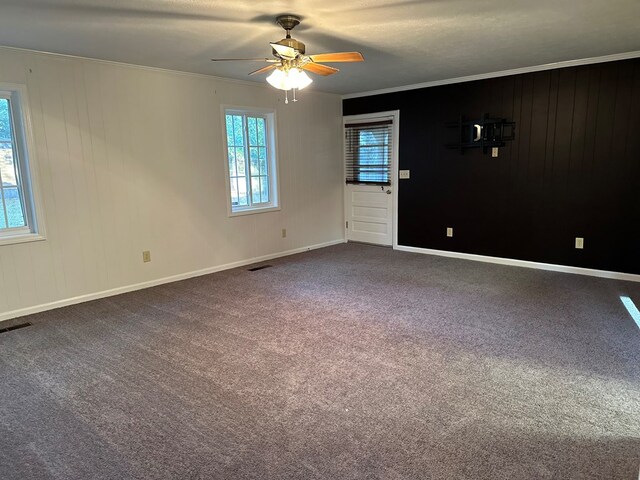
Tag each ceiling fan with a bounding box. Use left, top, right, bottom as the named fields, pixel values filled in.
left=211, top=15, right=364, bottom=103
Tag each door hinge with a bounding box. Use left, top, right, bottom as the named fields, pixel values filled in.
left=346, top=221, right=349, bottom=229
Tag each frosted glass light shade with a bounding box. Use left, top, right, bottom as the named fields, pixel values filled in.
left=266, top=68, right=288, bottom=90
left=266, top=68, right=312, bottom=91
left=287, top=68, right=312, bottom=90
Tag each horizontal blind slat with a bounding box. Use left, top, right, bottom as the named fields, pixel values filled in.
left=345, top=121, right=392, bottom=185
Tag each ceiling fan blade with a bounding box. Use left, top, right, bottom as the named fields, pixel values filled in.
left=212, top=58, right=277, bottom=62
left=270, top=43, right=297, bottom=59
left=301, top=63, right=340, bottom=76
left=249, top=65, right=277, bottom=76
left=309, top=52, right=364, bottom=63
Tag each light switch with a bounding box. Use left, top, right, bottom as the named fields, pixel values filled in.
left=447, top=227, right=453, bottom=237
left=399, top=170, right=410, bottom=179
left=575, top=237, right=584, bottom=249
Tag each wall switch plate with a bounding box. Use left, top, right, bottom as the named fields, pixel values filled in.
left=491, top=147, right=499, bottom=157
left=142, top=250, right=151, bottom=263
left=282, top=228, right=287, bottom=238
left=575, top=237, right=584, bottom=249
left=446, top=227, right=453, bottom=237
left=399, top=170, right=410, bottom=179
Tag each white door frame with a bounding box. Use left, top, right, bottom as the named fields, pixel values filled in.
left=343, top=110, right=400, bottom=248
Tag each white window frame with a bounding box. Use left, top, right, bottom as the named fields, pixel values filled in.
left=221, top=106, right=280, bottom=217
left=0, top=83, right=45, bottom=246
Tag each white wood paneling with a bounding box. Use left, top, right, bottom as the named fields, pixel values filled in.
left=0, top=47, right=344, bottom=320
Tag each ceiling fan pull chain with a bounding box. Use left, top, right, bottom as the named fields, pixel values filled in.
left=285, top=90, right=289, bottom=104
left=293, top=88, right=298, bottom=102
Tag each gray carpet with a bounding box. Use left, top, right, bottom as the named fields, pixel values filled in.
left=1, top=243, right=639, bottom=479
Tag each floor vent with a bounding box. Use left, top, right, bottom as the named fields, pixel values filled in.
left=248, top=265, right=272, bottom=272
left=0, top=322, right=32, bottom=334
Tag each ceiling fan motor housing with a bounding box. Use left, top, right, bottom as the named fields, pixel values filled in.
left=274, top=38, right=306, bottom=55
left=274, top=15, right=305, bottom=55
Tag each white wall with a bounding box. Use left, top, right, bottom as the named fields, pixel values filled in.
left=0, top=47, right=344, bottom=321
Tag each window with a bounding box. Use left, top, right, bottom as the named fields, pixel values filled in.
left=223, top=108, right=279, bottom=215
left=345, top=120, right=392, bottom=185
left=0, top=85, right=43, bottom=245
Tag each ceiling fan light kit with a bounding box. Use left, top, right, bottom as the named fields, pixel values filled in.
left=266, top=66, right=313, bottom=104
left=266, top=67, right=312, bottom=91
left=211, top=14, right=364, bottom=103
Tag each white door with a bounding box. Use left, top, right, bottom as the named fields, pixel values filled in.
left=346, top=184, right=393, bottom=245
left=344, top=111, right=398, bottom=247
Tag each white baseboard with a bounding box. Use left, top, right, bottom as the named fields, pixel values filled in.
left=0, top=238, right=346, bottom=323
left=395, top=245, right=640, bottom=283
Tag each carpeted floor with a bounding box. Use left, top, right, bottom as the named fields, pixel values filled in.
left=0, top=243, right=639, bottom=479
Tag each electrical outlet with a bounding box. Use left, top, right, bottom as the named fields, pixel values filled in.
left=142, top=250, right=151, bottom=263
left=282, top=228, right=287, bottom=238
left=491, top=147, right=499, bottom=157
left=399, top=170, right=410, bottom=179
left=575, top=237, right=584, bottom=249
left=446, top=227, right=453, bottom=237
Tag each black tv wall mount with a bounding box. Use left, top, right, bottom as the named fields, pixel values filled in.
left=446, top=114, right=515, bottom=154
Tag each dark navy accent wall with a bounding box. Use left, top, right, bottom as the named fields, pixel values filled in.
left=343, top=58, right=640, bottom=274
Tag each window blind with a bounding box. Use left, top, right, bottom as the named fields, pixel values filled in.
left=345, top=119, right=392, bottom=185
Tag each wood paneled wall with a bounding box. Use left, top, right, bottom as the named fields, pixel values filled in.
left=0, top=47, right=344, bottom=319
left=344, top=59, right=640, bottom=274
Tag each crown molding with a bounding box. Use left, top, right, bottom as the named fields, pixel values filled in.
left=342, top=51, right=640, bottom=100
left=0, top=45, right=339, bottom=97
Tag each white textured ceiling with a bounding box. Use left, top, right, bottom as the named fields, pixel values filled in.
left=0, top=0, right=639, bottom=94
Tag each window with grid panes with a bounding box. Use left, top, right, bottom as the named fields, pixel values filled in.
left=223, top=108, right=278, bottom=214
left=345, top=120, right=392, bottom=185
left=0, top=85, right=43, bottom=245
